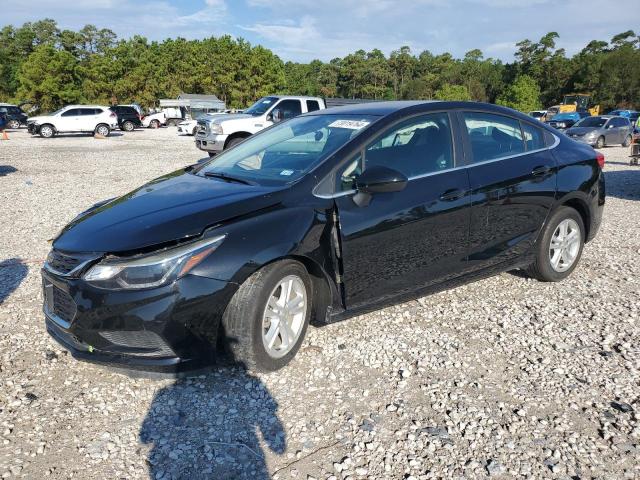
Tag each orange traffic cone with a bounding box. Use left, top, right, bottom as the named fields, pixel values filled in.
left=1, top=130, right=8, bottom=141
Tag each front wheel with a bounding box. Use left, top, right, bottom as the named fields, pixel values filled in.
left=525, top=206, right=585, bottom=282
left=39, top=124, right=55, bottom=138
left=221, top=260, right=311, bottom=372
left=595, top=136, right=605, bottom=149
left=622, top=134, right=632, bottom=147
left=94, top=124, right=110, bottom=137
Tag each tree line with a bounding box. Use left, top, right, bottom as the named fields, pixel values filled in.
left=1, top=19, right=639, bottom=113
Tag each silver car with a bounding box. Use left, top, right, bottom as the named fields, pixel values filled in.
left=565, top=115, right=633, bottom=148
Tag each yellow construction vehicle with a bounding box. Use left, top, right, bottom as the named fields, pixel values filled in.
left=558, top=94, right=600, bottom=116
left=546, top=94, right=600, bottom=120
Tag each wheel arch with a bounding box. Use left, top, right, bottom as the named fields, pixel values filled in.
left=224, top=131, right=252, bottom=149
left=557, top=193, right=592, bottom=242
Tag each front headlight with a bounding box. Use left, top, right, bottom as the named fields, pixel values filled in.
left=83, top=234, right=225, bottom=290
left=210, top=123, right=223, bottom=134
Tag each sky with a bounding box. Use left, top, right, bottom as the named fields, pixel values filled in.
left=4, top=0, right=640, bottom=62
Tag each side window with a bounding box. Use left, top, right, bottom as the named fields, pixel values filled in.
left=337, top=112, right=453, bottom=190
left=61, top=109, right=81, bottom=117
left=463, top=112, right=525, bottom=162
left=275, top=100, right=302, bottom=120
left=521, top=122, right=546, bottom=151
left=306, top=100, right=320, bottom=112
left=79, top=108, right=97, bottom=116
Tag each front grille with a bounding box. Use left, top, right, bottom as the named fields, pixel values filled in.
left=98, top=330, right=176, bottom=357
left=45, top=250, right=98, bottom=276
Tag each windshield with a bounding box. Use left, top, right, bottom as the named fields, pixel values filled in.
left=575, top=117, right=607, bottom=128
left=244, top=97, right=279, bottom=116
left=47, top=108, right=66, bottom=116
left=197, top=114, right=378, bottom=186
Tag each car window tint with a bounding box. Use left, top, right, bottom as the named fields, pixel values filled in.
left=521, top=122, right=546, bottom=150
left=79, top=108, right=96, bottom=115
left=61, top=109, right=81, bottom=117
left=463, top=112, right=525, bottom=162
left=337, top=113, right=454, bottom=191
left=306, top=100, right=320, bottom=112
left=275, top=100, right=302, bottom=120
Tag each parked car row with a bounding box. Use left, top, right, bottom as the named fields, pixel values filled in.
left=0, top=103, right=29, bottom=129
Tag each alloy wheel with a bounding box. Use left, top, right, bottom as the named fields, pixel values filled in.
left=261, top=275, right=307, bottom=358
left=96, top=125, right=109, bottom=136
left=548, top=218, right=581, bottom=272
left=8, top=120, right=20, bottom=129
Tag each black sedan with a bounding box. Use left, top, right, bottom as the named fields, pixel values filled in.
left=43, top=101, right=605, bottom=373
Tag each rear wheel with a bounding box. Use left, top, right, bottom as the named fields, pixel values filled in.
left=122, top=120, right=135, bottom=132
left=39, top=124, right=55, bottom=138
left=150, top=120, right=160, bottom=129
left=221, top=260, right=311, bottom=371
left=595, top=136, right=605, bottom=149
left=526, top=206, right=585, bottom=282
left=8, top=120, right=20, bottom=129
left=94, top=124, right=110, bottom=137
left=622, top=134, right=632, bottom=147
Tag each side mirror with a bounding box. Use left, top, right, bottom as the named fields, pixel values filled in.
left=269, top=108, right=283, bottom=123
left=353, top=166, right=408, bottom=207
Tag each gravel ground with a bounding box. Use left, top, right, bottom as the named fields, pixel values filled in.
left=0, top=127, right=638, bottom=480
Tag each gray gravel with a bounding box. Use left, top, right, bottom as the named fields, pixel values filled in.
left=0, top=128, right=639, bottom=479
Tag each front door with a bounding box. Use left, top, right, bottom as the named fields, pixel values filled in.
left=461, top=111, right=556, bottom=270
left=335, top=112, right=471, bottom=308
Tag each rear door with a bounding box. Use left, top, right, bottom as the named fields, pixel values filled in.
left=80, top=108, right=100, bottom=131
left=461, top=111, right=556, bottom=270
left=604, top=118, right=621, bottom=144
left=334, top=111, right=471, bottom=308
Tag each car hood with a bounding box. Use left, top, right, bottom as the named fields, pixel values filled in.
left=565, top=127, right=598, bottom=135
left=27, top=115, right=50, bottom=123
left=54, top=169, right=283, bottom=253
left=210, top=113, right=253, bottom=124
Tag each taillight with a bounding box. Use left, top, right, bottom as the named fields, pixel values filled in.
left=596, top=151, right=605, bottom=169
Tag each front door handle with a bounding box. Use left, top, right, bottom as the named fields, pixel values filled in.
left=531, top=165, right=551, bottom=176
left=439, top=188, right=465, bottom=201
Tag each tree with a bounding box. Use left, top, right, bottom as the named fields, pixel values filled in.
left=434, top=84, right=471, bottom=101
left=16, top=44, right=83, bottom=110
left=496, top=75, right=541, bottom=112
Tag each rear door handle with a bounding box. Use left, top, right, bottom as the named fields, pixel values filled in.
left=531, top=165, right=551, bottom=176
left=439, top=188, right=465, bottom=201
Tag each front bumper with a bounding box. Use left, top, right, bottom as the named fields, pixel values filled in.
left=42, top=268, right=237, bottom=373
left=27, top=123, right=39, bottom=134
left=195, top=134, right=228, bottom=153
left=567, top=134, right=597, bottom=146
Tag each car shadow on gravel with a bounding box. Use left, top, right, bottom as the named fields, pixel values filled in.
left=604, top=169, right=640, bottom=201
left=0, top=258, right=29, bottom=304
left=139, top=364, right=285, bottom=479
left=0, top=165, right=18, bottom=177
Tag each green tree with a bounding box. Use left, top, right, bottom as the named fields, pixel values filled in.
left=434, top=84, right=471, bottom=101
left=16, top=44, right=83, bottom=110
left=496, top=75, right=541, bottom=112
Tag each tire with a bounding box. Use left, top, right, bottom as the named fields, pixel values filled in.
left=150, top=120, right=160, bottom=129
left=8, top=120, right=20, bottom=129
left=167, top=119, right=177, bottom=127
left=39, top=124, right=55, bottom=138
left=94, top=124, right=110, bottom=137
left=192, top=126, right=198, bottom=136
left=622, top=134, right=632, bottom=147
left=595, top=136, right=605, bottom=149
left=122, top=120, right=135, bottom=132
left=525, top=206, right=585, bottom=282
left=208, top=152, right=216, bottom=158
left=221, top=260, right=312, bottom=372
left=225, top=136, right=246, bottom=150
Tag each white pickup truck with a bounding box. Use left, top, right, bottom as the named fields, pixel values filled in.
left=194, top=96, right=325, bottom=156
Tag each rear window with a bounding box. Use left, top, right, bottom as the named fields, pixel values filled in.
left=463, top=112, right=525, bottom=162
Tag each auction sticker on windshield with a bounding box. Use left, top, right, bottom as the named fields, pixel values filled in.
left=328, top=119, right=370, bottom=130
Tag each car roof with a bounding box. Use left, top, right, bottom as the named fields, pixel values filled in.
left=308, top=100, right=539, bottom=121
left=64, top=105, right=108, bottom=108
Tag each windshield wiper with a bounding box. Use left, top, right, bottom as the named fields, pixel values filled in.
left=203, top=171, right=253, bottom=185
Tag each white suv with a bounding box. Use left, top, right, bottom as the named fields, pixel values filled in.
left=27, top=105, right=118, bottom=138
